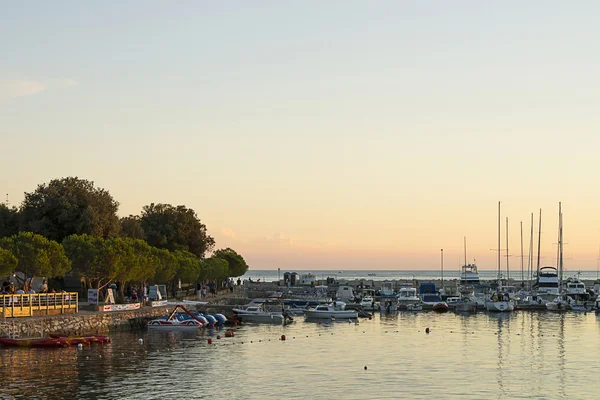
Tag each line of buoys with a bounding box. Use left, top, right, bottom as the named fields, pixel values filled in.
left=425, top=328, right=430, bottom=334
left=281, top=335, right=286, bottom=341
left=207, top=338, right=212, bottom=344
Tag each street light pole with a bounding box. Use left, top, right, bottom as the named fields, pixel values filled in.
left=441, top=248, right=444, bottom=289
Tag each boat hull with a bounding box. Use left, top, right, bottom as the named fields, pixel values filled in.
left=303, top=310, right=358, bottom=319
left=235, top=314, right=284, bottom=323
left=485, top=301, right=514, bottom=312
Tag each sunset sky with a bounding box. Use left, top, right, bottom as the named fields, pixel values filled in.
left=2, top=2, right=600, bottom=271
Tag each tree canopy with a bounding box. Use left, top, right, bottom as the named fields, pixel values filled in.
left=20, top=177, right=120, bottom=242
left=140, top=203, right=215, bottom=258
left=0, top=204, right=20, bottom=239
left=119, top=215, right=145, bottom=240
left=201, top=257, right=229, bottom=282
left=0, top=248, right=18, bottom=278
left=213, top=248, right=249, bottom=277
left=0, top=232, right=71, bottom=289
left=173, top=250, right=203, bottom=283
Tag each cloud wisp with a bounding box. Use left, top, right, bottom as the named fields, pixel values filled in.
left=0, top=78, right=78, bottom=99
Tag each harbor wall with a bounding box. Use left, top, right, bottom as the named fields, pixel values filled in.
left=3, top=306, right=170, bottom=338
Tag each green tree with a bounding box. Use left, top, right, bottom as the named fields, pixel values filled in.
left=200, top=257, right=229, bottom=281
left=0, top=232, right=71, bottom=290
left=63, top=234, right=123, bottom=290
left=212, top=248, right=249, bottom=277
left=140, top=203, right=215, bottom=258
left=152, top=247, right=177, bottom=283
left=119, top=215, right=145, bottom=240
left=0, top=248, right=18, bottom=277
left=20, top=177, right=120, bottom=242
left=0, top=204, right=20, bottom=239
left=173, top=250, right=203, bottom=283
left=118, top=238, right=156, bottom=285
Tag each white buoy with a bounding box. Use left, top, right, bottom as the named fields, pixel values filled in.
left=77, top=343, right=83, bottom=350
left=138, top=338, right=143, bottom=345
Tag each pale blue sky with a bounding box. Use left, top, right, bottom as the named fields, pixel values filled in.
left=2, top=2, right=600, bottom=270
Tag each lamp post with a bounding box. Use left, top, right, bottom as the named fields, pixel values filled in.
left=441, top=248, right=444, bottom=290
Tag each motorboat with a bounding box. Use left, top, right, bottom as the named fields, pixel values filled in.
left=397, top=285, right=420, bottom=307
left=454, top=298, right=477, bottom=313
left=445, top=297, right=461, bottom=309
left=379, top=281, right=398, bottom=313
left=534, top=266, right=560, bottom=295
left=515, top=293, right=548, bottom=310
left=232, top=304, right=287, bottom=323
left=359, top=295, right=378, bottom=311
left=148, top=304, right=205, bottom=329
left=303, top=302, right=358, bottom=319
left=546, top=295, right=569, bottom=311
left=432, top=302, right=449, bottom=313
left=460, top=263, right=480, bottom=286
left=406, top=302, right=423, bottom=312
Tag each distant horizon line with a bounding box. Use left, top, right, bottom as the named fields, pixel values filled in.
left=245, top=268, right=599, bottom=272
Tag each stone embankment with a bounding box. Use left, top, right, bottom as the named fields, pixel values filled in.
left=2, top=307, right=170, bottom=337
left=1, top=288, right=249, bottom=338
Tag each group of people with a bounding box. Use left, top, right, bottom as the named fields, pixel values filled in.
left=1, top=279, right=50, bottom=295
left=196, top=278, right=242, bottom=299
left=124, top=284, right=148, bottom=304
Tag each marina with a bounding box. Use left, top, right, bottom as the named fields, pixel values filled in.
left=1, top=310, right=600, bottom=399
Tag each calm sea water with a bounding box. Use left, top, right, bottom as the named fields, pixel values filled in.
left=243, top=269, right=600, bottom=282
left=1, top=311, right=600, bottom=399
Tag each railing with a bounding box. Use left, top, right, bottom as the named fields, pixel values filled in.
left=0, top=292, right=79, bottom=317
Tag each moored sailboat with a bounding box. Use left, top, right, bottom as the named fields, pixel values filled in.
left=486, top=202, right=515, bottom=312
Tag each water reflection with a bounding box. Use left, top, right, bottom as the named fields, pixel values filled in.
left=1, top=312, right=599, bottom=399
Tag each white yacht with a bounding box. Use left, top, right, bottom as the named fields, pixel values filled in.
left=397, top=284, right=419, bottom=306
left=534, top=266, right=560, bottom=295
left=303, top=302, right=358, bottom=319
left=460, top=263, right=480, bottom=286
left=358, top=289, right=378, bottom=311
left=232, top=303, right=286, bottom=323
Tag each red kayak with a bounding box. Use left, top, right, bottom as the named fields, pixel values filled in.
left=48, top=333, right=111, bottom=344
left=0, top=337, right=70, bottom=348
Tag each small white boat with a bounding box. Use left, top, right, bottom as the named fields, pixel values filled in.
left=304, top=302, right=358, bottom=319
left=379, top=281, right=398, bottom=312
left=406, top=302, right=423, bottom=312
left=485, top=300, right=514, bottom=312
left=232, top=304, right=285, bottom=323
left=359, top=295, right=378, bottom=311
left=546, top=295, right=569, bottom=311
left=397, top=285, right=420, bottom=306
left=569, top=300, right=592, bottom=312
left=455, top=299, right=477, bottom=313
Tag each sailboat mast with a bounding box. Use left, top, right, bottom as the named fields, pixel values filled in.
left=506, top=216, right=510, bottom=280
left=558, top=202, right=563, bottom=288
left=441, top=248, right=444, bottom=287
left=528, top=213, right=534, bottom=290
left=520, top=221, right=524, bottom=283
left=536, top=209, right=542, bottom=276
left=463, top=237, right=467, bottom=267
left=597, top=245, right=600, bottom=280
left=497, top=201, right=501, bottom=279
